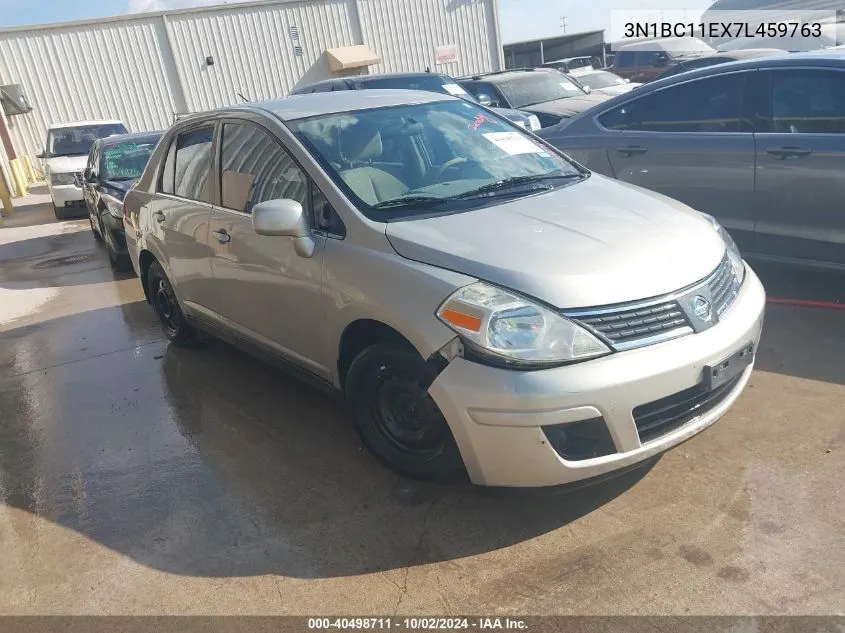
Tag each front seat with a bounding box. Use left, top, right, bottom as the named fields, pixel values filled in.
left=337, top=119, right=408, bottom=205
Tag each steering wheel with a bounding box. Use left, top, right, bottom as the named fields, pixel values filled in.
left=430, top=157, right=468, bottom=182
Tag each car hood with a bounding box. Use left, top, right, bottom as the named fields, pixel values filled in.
left=385, top=174, right=726, bottom=309
left=594, top=83, right=640, bottom=96
left=103, top=179, right=137, bottom=200
left=521, top=93, right=611, bottom=118
left=44, top=155, right=88, bottom=173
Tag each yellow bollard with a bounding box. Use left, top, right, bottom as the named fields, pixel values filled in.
left=9, top=158, right=28, bottom=197
left=0, top=169, right=12, bottom=217
left=22, top=155, right=37, bottom=184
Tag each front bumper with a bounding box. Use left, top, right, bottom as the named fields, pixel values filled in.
left=428, top=266, right=766, bottom=487
left=102, top=212, right=128, bottom=256
left=49, top=184, right=84, bottom=206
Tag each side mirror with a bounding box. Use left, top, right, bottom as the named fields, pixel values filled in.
left=252, top=198, right=315, bottom=258
left=476, top=93, right=494, bottom=107
left=624, top=78, right=631, bottom=83
left=83, top=168, right=95, bottom=183
left=583, top=85, right=592, bottom=94
left=653, top=54, right=668, bottom=67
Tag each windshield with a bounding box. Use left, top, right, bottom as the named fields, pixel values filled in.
left=575, top=71, right=627, bottom=89
left=291, top=100, right=582, bottom=220
left=496, top=72, right=586, bottom=108
left=101, top=138, right=161, bottom=181
left=47, top=124, right=128, bottom=157
left=356, top=75, right=470, bottom=98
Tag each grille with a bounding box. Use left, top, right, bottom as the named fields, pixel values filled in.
left=570, top=301, right=690, bottom=349
left=709, top=256, right=740, bottom=318
left=633, top=376, right=741, bottom=444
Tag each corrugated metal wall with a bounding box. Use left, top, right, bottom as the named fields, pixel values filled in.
left=356, top=0, right=499, bottom=77
left=0, top=0, right=502, bottom=172
left=0, top=17, right=178, bottom=166
left=166, top=0, right=361, bottom=112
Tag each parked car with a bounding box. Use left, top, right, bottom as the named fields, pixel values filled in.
left=542, top=56, right=595, bottom=73
left=290, top=72, right=541, bottom=132
left=38, top=120, right=128, bottom=219
left=568, top=68, right=641, bottom=96
left=457, top=69, right=610, bottom=128
left=83, top=131, right=163, bottom=270
left=124, top=89, right=764, bottom=487
left=653, top=48, right=784, bottom=80
left=539, top=50, right=845, bottom=268
left=612, top=37, right=715, bottom=83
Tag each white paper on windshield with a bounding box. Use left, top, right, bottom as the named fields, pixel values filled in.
left=559, top=82, right=580, bottom=92
left=483, top=132, right=545, bottom=155
left=443, top=83, right=467, bottom=96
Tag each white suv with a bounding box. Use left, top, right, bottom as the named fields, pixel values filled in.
left=39, top=120, right=127, bottom=219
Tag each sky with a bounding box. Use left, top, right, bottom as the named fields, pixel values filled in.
left=0, top=0, right=713, bottom=42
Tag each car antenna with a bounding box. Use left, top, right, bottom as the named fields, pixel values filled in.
left=237, top=92, right=249, bottom=103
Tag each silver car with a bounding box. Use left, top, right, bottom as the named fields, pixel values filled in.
left=539, top=51, right=845, bottom=269
left=124, top=90, right=765, bottom=488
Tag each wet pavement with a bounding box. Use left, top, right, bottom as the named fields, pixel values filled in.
left=1, top=196, right=844, bottom=615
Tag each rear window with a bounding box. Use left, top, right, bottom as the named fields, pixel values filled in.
left=615, top=52, right=636, bottom=68
left=356, top=75, right=468, bottom=97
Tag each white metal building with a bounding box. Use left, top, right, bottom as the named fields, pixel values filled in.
left=0, top=0, right=504, bottom=170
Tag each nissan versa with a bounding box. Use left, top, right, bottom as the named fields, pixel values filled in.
left=123, top=90, right=765, bottom=487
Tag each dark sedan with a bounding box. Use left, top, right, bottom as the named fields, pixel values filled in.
left=457, top=68, right=610, bottom=128
left=83, top=131, right=163, bottom=270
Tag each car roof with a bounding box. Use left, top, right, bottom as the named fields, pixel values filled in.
left=356, top=72, right=451, bottom=81
left=48, top=120, right=125, bottom=130
left=98, top=130, right=164, bottom=147
left=617, top=37, right=712, bottom=52
left=457, top=69, right=553, bottom=83
left=686, top=48, right=790, bottom=62
left=176, top=90, right=455, bottom=124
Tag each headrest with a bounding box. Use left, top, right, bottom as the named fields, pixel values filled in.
left=338, top=119, right=382, bottom=163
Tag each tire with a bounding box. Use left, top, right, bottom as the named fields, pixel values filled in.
left=102, top=217, right=130, bottom=272
left=345, top=343, right=465, bottom=482
left=146, top=260, right=197, bottom=345
left=53, top=205, right=67, bottom=221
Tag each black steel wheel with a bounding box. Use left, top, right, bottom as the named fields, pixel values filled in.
left=345, top=343, right=465, bottom=481
left=146, top=260, right=197, bottom=345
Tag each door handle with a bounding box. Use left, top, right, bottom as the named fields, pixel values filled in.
left=766, top=146, right=812, bottom=159
left=213, top=228, right=231, bottom=244
left=616, top=145, right=648, bottom=157
left=152, top=210, right=165, bottom=223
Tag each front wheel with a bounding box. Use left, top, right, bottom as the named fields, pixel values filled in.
left=146, top=261, right=197, bottom=345
left=345, top=343, right=465, bottom=482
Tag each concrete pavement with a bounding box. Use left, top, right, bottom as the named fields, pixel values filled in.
left=0, top=198, right=843, bottom=615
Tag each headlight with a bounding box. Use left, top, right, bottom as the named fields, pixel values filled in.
left=527, top=115, right=542, bottom=131
left=436, top=283, right=610, bottom=368
left=50, top=172, right=76, bottom=186
left=700, top=213, right=745, bottom=284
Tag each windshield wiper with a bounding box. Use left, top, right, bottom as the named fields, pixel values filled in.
left=371, top=195, right=449, bottom=210
left=107, top=177, right=136, bottom=182
left=455, top=173, right=581, bottom=199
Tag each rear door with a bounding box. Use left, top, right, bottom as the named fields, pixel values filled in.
left=599, top=70, right=757, bottom=250
left=753, top=67, right=845, bottom=265
left=149, top=123, right=218, bottom=317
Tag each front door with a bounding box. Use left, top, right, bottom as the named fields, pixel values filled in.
left=754, top=68, right=845, bottom=265
left=207, top=119, right=330, bottom=379
left=602, top=70, right=757, bottom=250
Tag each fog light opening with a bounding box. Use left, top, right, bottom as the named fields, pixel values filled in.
left=542, top=417, right=616, bottom=461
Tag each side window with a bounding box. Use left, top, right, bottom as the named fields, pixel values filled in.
left=769, top=69, right=845, bottom=134
left=174, top=127, right=214, bottom=202
left=615, top=52, right=635, bottom=68
left=311, top=181, right=345, bottom=237
left=599, top=73, right=745, bottom=133
left=220, top=122, right=308, bottom=214
left=160, top=138, right=177, bottom=195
